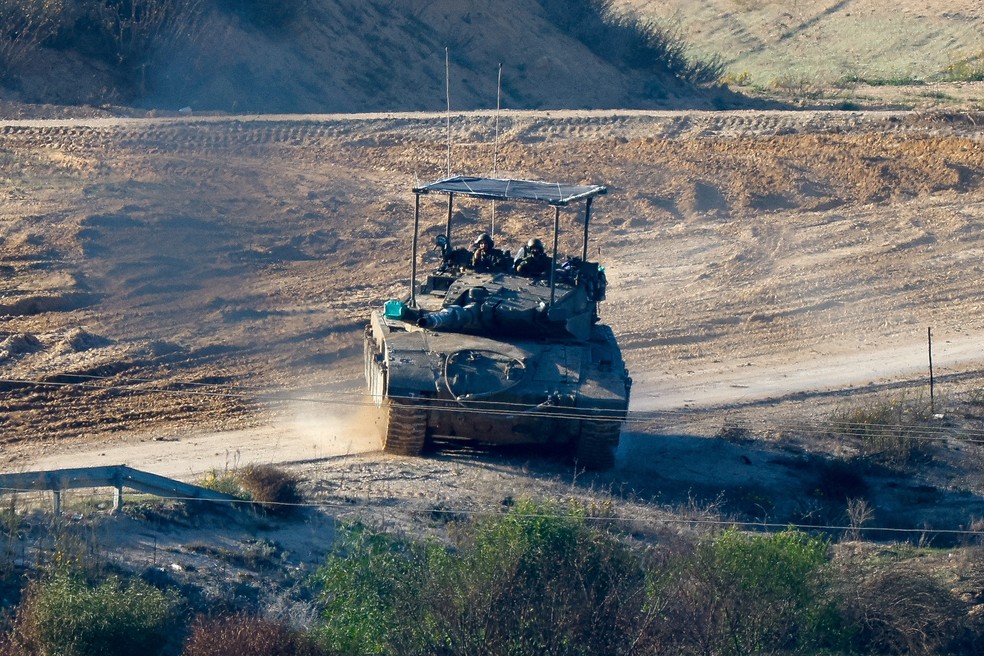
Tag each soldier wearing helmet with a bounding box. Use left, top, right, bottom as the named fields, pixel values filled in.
left=515, top=238, right=551, bottom=277
left=471, top=232, right=507, bottom=272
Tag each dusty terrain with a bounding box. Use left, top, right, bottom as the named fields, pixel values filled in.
left=1, top=109, right=984, bottom=596
left=619, top=0, right=984, bottom=92
left=3, top=0, right=733, bottom=113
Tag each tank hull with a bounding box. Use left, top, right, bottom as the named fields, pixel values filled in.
left=364, top=307, right=630, bottom=468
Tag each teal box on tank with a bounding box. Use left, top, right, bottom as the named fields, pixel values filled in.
left=384, top=299, right=405, bottom=319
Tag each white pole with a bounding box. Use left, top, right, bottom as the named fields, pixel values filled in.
left=446, top=47, right=452, bottom=178
left=492, top=63, right=502, bottom=239
left=494, top=63, right=502, bottom=176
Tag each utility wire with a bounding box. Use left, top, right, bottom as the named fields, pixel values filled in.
left=1, top=486, right=981, bottom=538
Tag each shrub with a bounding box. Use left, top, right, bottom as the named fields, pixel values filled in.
left=198, top=468, right=247, bottom=498
left=197, top=465, right=302, bottom=516
left=0, top=0, right=63, bottom=77
left=770, top=73, right=825, bottom=100
left=313, top=500, right=658, bottom=656
left=312, top=525, right=423, bottom=655
left=181, top=613, right=327, bottom=656
left=830, top=394, right=938, bottom=466
left=835, top=563, right=974, bottom=655
left=239, top=464, right=303, bottom=516
left=422, top=499, right=653, bottom=655
left=722, top=70, right=752, bottom=87
left=8, top=568, right=181, bottom=656
left=650, top=528, right=846, bottom=654
left=92, top=0, right=206, bottom=68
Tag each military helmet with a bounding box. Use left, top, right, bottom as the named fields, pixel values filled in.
left=474, top=232, right=493, bottom=247
left=527, top=238, right=545, bottom=255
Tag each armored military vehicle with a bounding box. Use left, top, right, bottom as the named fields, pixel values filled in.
left=364, top=176, right=630, bottom=469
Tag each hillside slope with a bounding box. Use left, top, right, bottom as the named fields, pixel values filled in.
left=5, top=0, right=738, bottom=113
left=618, top=0, right=984, bottom=87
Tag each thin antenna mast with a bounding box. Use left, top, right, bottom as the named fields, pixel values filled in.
left=491, top=62, right=502, bottom=240
left=445, top=47, right=452, bottom=177
left=494, top=63, right=502, bottom=176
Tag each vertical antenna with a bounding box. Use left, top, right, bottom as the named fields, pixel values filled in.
left=491, top=63, right=502, bottom=240
left=494, top=63, right=502, bottom=176
left=445, top=47, right=452, bottom=178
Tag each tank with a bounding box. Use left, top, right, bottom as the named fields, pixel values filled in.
left=364, top=176, right=631, bottom=469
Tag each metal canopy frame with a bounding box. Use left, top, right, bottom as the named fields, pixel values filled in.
left=413, top=176, right=607, bottom=206
left=409, top=176, right=606, bottom=308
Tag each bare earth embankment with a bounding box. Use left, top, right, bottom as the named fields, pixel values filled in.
left=1, top=110, right=983, bottom=586
left=619, top=0, right=984, bottom=107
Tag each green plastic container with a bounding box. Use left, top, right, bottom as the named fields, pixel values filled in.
left=383, top=299, right=405, bottom=320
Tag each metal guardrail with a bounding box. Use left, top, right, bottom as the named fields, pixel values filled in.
left=0, top=465, right=239, bottom=513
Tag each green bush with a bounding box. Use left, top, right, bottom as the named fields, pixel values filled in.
left=9, top=568, right=181, bottom=656
left=424, top=499, right=651, bottom=655
left=198, top=468, right=248, bottom=498
left=313, top=500, right=657, bottom=656
left=939, top=51, right=984, bottom=82
left=313, top=511, right=856, bottom=655
left=312, top=525, right=423, bottom=655
left=649, top=528, right=847, bottom=655
left=311, top=509, right=982, bottom=655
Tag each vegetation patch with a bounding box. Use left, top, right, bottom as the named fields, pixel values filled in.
left=829, top=394, right=939, bottom=466
left=182, top=613, right=326, bottom=656
left=197, top=464, right=302, bottom=516
left=539, top=0, right=724, bottom=85
left=0, top=0, right=62, bottom=77
left=310, top=501, right=981, bottom=655
left=4, top=568, right=181, bottom=656
left=197, top=468, right=248, bottom=499
left=0, top=500, right=981, bottom=654
left=940, top=51, right=984, bottom=83
left=239, top=464, right=303, bottom=516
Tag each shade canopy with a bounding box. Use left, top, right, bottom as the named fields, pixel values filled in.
left=413, top=176, right=606, bottom=206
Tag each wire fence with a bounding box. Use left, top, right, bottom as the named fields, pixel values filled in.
left=1, top=371, right=983, bottom=544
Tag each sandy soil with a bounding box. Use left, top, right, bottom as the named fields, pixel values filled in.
left=1, top=110, right=984, bottom=585
left=619, top=0, right=984, bottom=91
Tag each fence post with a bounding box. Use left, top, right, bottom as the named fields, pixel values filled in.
left=112, top=467, right=123, bottom=514
left=52, top=489, right=61, bottom=515
left=928, top=326, right=935, bottom=415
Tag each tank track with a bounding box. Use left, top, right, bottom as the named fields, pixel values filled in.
left=383, top=400, right=428, bottom=456
left=574, top=420, right=621, bottom=470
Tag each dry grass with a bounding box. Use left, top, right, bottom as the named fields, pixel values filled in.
left=829, top=394, right=938, bottom=466
left=239, top=465, right=303, bottom=517
left=182, top=613, right=327, bottom=656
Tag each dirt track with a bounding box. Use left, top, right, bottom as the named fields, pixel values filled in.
left=2, top=109, right=984, bottom=533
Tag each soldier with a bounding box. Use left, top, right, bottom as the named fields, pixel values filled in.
left=471, top=233, right=508, bottom=271
left=515, top=238, right=551, bottom=277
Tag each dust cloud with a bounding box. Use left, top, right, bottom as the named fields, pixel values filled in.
left=282, top=394, right=384, bottom=460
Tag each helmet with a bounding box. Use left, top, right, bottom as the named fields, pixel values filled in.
left=527, top=238, right=544, bottom=255
left=474, top=233, right=493, bottom=248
